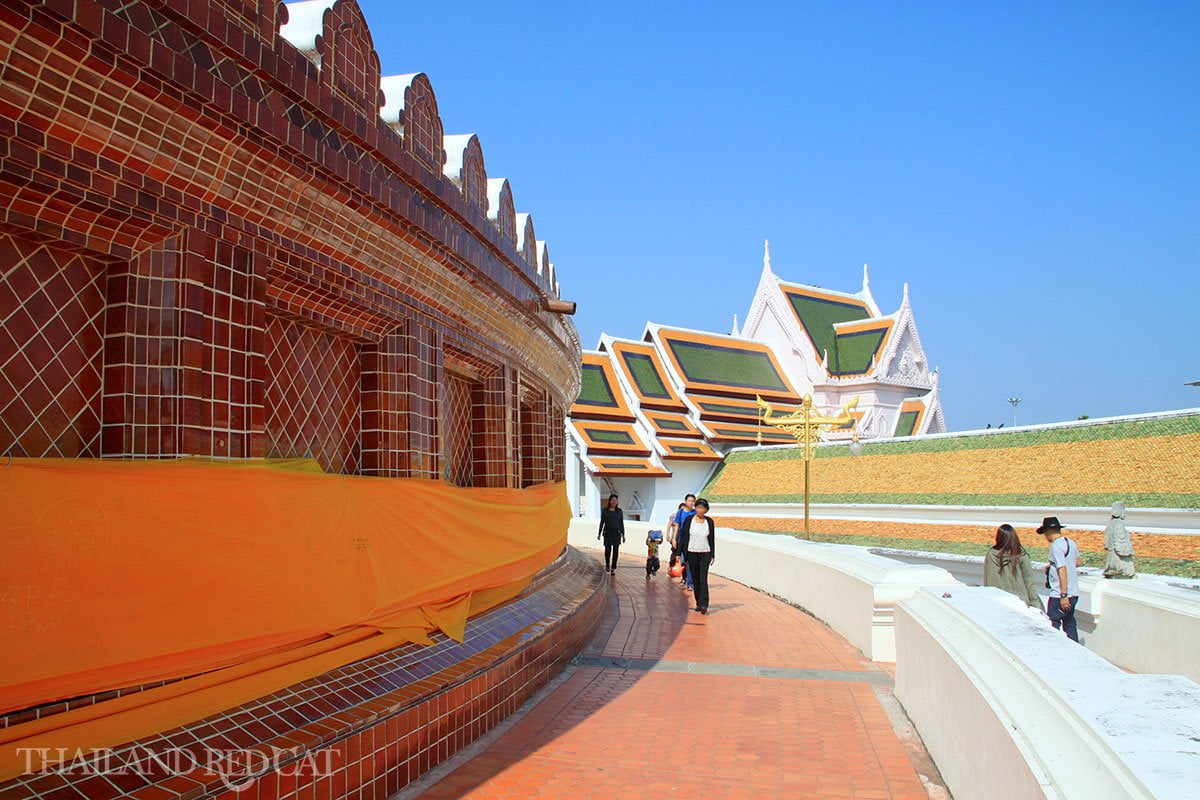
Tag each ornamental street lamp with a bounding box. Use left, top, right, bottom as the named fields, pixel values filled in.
left=756, top=394, right=861, bottom=538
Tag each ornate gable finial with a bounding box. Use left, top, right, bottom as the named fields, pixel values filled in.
left=861, top=262, right=881, bottom=316
left=730, top=314, right=740, bottom=337
left=902, top=282, right=910, bottom=307
left=762, top=238, right=773, bottom=277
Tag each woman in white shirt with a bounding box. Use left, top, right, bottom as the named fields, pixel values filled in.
left=676, top=498, right=715, bottom=614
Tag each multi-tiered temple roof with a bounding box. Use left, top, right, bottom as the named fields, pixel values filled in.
left=569, top=243, right=945, bottom=479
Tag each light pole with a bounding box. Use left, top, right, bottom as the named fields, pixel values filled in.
left=757, top=394, right=861, bottom=537
left=1007, top=396, right=1022, bottom=427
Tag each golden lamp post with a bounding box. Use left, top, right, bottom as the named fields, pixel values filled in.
left=756, top=394, right=862, bottom=537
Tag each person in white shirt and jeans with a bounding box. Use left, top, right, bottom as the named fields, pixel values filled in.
left=677, top=498, right=715, bottom=614
left=1039, top=516, right=1080, bottom=642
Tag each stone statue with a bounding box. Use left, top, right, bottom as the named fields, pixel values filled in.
left=1102, top=500, right=1136, bottom=579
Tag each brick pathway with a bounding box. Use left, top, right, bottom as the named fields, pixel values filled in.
left=409, top=551, right=939, bottom=800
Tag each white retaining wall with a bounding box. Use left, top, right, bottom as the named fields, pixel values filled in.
left=1084, top=577, right=1200, bottom=684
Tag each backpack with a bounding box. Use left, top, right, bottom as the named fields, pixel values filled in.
left=1045, top=537, right=1074, bottom=589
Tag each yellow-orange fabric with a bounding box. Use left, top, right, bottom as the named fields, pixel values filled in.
left=0, top=458, right=569, bottom=778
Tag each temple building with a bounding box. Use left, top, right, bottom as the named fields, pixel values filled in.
left=566, top=242, right=946, bottom=520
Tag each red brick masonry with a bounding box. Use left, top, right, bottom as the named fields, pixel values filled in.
left=0, top=0, right=576, bottom=486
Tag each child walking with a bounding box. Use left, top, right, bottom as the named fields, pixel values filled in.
left=645, top=529, right=663, bottom=578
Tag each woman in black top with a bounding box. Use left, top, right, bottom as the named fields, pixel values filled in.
left=676, top=498, right=715, bottom=613
left=597, top=494, right=625, bottom=575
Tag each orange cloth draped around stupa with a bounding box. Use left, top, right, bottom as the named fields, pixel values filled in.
left=0, top=458, right=569, bottom=779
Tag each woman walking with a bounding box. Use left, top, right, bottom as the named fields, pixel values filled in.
left=597, top=494, right=625, bottom=575
left=677, top=498, right=715, bottom=614
left=983, top=524, right=1041, bottom=607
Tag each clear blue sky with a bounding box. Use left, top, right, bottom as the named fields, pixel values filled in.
left=358, top=0, right=1199, bottom=430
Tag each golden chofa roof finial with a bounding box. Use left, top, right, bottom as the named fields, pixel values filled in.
left=756, top=394, right=861, bottom=537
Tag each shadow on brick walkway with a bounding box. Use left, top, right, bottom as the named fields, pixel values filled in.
left=400, top=549, right=948, bottom=800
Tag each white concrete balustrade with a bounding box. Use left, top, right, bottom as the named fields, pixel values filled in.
left=873, top=548, right=1200, bottom=684
left=896, top=588, right=1200, bottom=800
left=704, top=529, right=958, bottom=661
left=1083, top=577, right=1200, bottom=685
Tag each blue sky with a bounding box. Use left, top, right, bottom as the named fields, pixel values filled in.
left=358, top=1, right=1199, bottom=430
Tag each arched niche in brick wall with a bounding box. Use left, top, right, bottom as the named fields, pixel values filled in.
left=380, top=73, right=446, bottom=172
left=487, top=178, right=516, bottom=245
left=514, top=213, right=537, bottom=272
left=443, top=134, right=489, bottom=215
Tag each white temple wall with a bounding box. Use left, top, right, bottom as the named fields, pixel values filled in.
left=567, top=451, right=604, bottom=518
left=566, top=446, right=581, bottom=513
left=603, top=476, right=659, bottom=522
left=640, top=462, right=720, bottom=525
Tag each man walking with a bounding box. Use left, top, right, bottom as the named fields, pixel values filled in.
left=670, top=494, right=696, bottom=591
left=1039, top=516, right=1080, bottom=642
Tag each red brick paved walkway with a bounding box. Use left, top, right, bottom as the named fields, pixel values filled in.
left=410, top=550, right=938, bottom=800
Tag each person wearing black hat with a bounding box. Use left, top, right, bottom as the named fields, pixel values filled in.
left=1038, top=516, right=1080, bottom=642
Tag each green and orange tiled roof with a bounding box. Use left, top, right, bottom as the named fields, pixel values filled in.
left=689, top=395, right=799, bottom=423
left=571, top=352, right=635, bottom=421
left=588, top=456, right=672, bottom=477
left=893, top=399, right=925, bottom=437
left=643, top=411, right=705, bottom=439
left=658, top=438, right=722, bottom=461
left=780, top=284, right=893, bottom=376
left=651, top=326, right=800, bottom=402
left=608, top=340, right=688, bottom=412
left=568, top=419, right=651, bottom=456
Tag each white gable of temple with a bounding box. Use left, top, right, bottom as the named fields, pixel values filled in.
left=742, top=241, right=821, bottom=390
left=885, top=318, right=927, bottom=385
left=740, top=243, right=944, bottom=437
